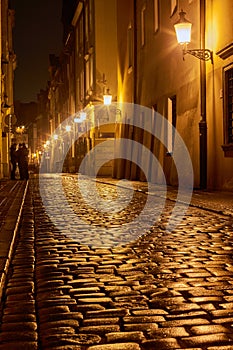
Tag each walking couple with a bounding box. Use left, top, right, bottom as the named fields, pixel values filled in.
left=10, top=142, right=29, bottom=180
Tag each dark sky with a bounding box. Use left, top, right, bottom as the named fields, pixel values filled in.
left=11, top=0, right=63, bottom=103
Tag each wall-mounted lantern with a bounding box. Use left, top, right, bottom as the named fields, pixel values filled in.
left=103, top=88, right=112, bottom=105
left=174, top=10, right=213, bottom=63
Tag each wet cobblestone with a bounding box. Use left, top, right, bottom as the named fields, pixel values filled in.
left=0, top=175, right=233, bottom=349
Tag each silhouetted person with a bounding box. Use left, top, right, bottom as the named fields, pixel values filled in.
left=17, top=143, right=29, bottom=180
left=10, top=143, right=18, bottom=180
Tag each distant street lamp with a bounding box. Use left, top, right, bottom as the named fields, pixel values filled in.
left=16, top=125, right=25, bottom=134
left=103, top=88, right=112, bottom=105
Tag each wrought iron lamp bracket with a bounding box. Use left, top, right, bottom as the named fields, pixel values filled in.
left=183, top=48, right=213, bottom=64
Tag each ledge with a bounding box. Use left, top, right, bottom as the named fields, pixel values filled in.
left=216, top=42, right=233, bottom=59
left=222, top=143, right=233, bottom=157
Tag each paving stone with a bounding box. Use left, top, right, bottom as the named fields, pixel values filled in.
left=76, top=297, right=112, bottom=304
left=2, top=313, right=36, bottom=323
left=37, top=298, right=77, bottom=308
left=181, top=333, right=233, bottom=347
left=5, top=285, right=34, bottom=295
left=6, top=292, right=34, bottom=301
left=161, top=318, right=210, bottom=327
left=148, top=326, right=190, bottom=338
left=0, top=342, right=38, bottom=350
left=212, top=317, right=233, bottom=324
left=208, top=346, right=233, bottom=350
left=124, top=323, right=158, bottom=333
left=87, top=344, right=141, bottom=350
left=141, top=337, right=181, bottom=349
left=40, top=333, right=101, bottom=346
left=123, top=315, right=166, bottom=323
left=131, top=309, right=168, bottom=315
left=39, top=312, right=83, bottom=323
left=106, top=331, right=145, bottom=342
left=0, top=322, right=37, bottom=332
left=0, top=331, right=38, bottom=342
left=82, top=317, right=120, bottom=326
left=3, top=304, right=36, bottom=315
left=86, top=308, right=130, bottom=318
left=38, top=305, right=70, bottom=314
left=44, top=346, right=81, bottom=350
left=78, top=325, right=120, bottom=334
left=190, top=324, right=232, bottom=335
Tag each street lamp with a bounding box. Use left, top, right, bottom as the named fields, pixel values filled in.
left=174, top=10, right=213, bottom=63
left=174, top=4, right=210, bottom=189
left=103, top=88, right=112, bottom=105
left=74, top=110, right=87, bottom=123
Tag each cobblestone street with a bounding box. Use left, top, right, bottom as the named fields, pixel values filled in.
left=0, top=175, right=233, bottom=349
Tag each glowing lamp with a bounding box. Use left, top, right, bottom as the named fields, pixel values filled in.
left=103, top=89, right=112, bottom=105
left=174, top=10, right=192, bottom=44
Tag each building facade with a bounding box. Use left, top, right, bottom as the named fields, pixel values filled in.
left=115, top=0, right=233, bottom=190
left=1, top=0, right=16, bottom=178
left=45, top=0, right=233, bottom=190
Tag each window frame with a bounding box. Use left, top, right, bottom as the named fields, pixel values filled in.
left=141, top=5, right=146, bottom=47
left=153, top=0, right=159, bottom=33
left=222, top=63, right=233, bottom=157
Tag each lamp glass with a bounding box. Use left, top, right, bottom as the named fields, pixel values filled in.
left=66, top=125, right=71, bottom=132
left=174, top=22, right=192, bottom=44
left=103, top=94, right=112, bottom=105
left=80, top=111, right=87, bottom=121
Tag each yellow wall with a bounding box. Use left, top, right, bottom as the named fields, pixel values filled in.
left=206, top=0, right=233, bottom=189
left=116, top=0, right=233, bottom=190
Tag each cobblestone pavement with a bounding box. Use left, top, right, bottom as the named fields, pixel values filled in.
left=0, top=174, right=233, bottom=350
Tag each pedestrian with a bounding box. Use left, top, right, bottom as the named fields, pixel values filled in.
left=10, top=143, right=18, bottom=180
left=17, top=143, right=29, bottom=180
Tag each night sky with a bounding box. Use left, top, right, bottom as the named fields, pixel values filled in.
left=11, top=0, right=63, bottom=103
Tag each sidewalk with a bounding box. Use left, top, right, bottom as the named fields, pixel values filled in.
left=95, top=177, right=233, bottom=216
left=0, top=179, right=28, bottom=298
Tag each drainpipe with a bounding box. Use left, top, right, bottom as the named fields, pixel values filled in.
left=199, top=0, right=207, bottom=189
left=133, top=0, right=137, bottom=104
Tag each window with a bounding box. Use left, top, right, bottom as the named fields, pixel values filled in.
left=141, top=5, right=146, bottom=47
left=167, top=96, right=176, bottom=154
left=154, top=0, right=159, bottom=33
left=127, top=23, right=133, bottom=70
left=170, top=0, right=177, bottom=17
left=85, top=2, right=89, bottom=42
left=78, top=16, right=84, bottom=51
left=222, top=64, right=233, bottom=157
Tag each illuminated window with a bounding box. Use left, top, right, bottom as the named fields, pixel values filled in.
left=171, top=0, right=177, bottom=16
left=226, top=67, right=233, bottom=143
left=141, top=5, right=146, bottom=47
left=167, top=95, right=176, bottom=154
left=222, top=65, right=233, bottom=157
left=154, top=0, right=159, bottom=33
left=128, top=23, right=133, bottom=70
